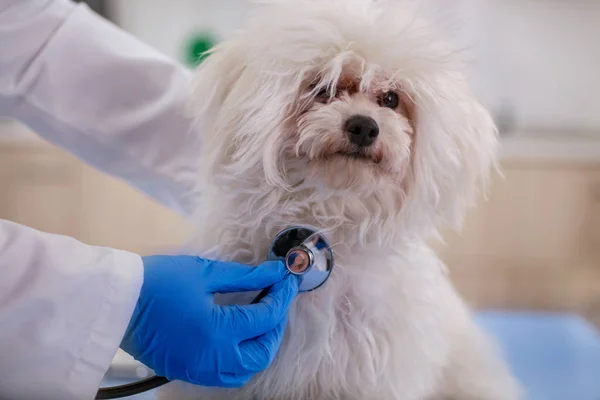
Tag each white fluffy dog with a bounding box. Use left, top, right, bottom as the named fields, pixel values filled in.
left=163, top=0, right=522, bottom=399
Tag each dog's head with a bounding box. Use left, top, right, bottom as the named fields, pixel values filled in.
left=191, top=0, right=497, bottom=241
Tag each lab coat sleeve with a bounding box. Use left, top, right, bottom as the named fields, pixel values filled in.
left=0, top=0, right=203, bottom=216
left=0, top=219, right=143, bottom=400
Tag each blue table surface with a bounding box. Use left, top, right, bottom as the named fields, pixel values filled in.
left=102, top=312, right=600, bottom=400
left=476, top=311, right=600, bottom=400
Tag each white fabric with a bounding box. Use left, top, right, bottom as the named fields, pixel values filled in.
left=0, top=0, right=202, bottom=398
left=0, top=220, right=143, bottom=400
left=0, top=0, right=202, bottom=216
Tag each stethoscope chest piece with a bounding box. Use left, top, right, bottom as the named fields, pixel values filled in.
left=267, top=226, right=334, bottom=292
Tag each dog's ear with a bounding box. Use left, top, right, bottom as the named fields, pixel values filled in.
left=187, top=39, right=295, bottom=189
left=188, top=42, right=245, bottom=130
left=409, top=75, right=498, bottom=232
left=187, top=41, right=249, bottom=178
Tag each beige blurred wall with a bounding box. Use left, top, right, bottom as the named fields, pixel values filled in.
left=433, top=161, right=600, bottom=323
left=1, top=134, right=599, bottom=322
left=0, top=139, right=194, bottom=256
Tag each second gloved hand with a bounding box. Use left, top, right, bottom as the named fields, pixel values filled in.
left=120, top=256, right=299, bottom=388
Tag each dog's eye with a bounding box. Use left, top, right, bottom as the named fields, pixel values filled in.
left=379, top=91, right=399, bottom=109
left=315, top=87, right=331, bottom=103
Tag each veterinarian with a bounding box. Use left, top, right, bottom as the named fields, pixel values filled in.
left=0, top=1, right=299, bottom=399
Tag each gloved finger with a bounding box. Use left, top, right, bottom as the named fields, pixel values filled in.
left=206, top=260, right=289, bottom=293
left=236, top=315, right=287, bottom=373
left=217, top=372, right=254, bottom=388
left=189, top=370, right=253, bottom=388
left=219, top=274, right=298, bottom=340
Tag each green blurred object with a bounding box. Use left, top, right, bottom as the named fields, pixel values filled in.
left=184, top=33, right=216, bottom=67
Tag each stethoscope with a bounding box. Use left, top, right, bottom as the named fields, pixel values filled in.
left=96, top=226, right=334, bottom=399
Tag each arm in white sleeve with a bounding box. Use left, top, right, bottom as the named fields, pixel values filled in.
left=0, top=219, right=143, bottom=400
left=0, top=0, right=202, bottom=216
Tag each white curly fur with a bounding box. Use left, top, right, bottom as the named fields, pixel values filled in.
left=161, top=0, right=522, bottom=398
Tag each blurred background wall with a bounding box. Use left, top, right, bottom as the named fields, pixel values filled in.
left=1, top=0, right=599, bottom=325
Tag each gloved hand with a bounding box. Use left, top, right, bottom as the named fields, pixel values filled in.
left=120, top=256, right=298, bottom=388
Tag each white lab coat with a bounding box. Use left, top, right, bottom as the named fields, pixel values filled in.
left=0, top=0, right=202, bottom=398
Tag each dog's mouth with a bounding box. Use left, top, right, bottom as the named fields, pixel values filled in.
left=330, top=148, right=383, bottom=164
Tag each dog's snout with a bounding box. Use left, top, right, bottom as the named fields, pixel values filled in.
left=344, top=116, right=379, bottom=147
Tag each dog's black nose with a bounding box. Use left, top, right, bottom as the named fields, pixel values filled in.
left=344, top=115, right=379, bottom=147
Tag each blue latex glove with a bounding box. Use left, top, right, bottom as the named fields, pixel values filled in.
left=120, top=256, right=298, bottom=388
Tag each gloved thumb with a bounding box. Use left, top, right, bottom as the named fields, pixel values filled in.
left=206, top=260, right=289, bottom=293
